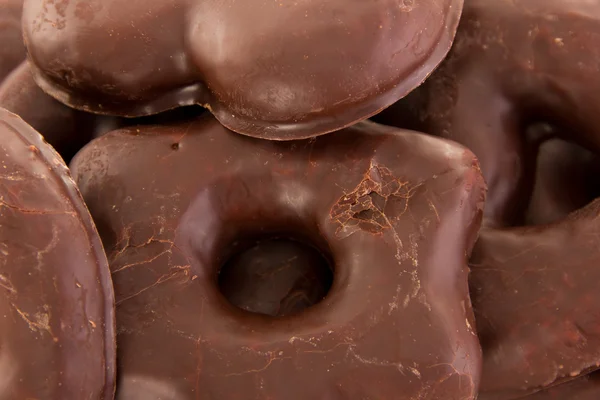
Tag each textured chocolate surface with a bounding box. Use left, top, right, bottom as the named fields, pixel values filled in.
left=71, top=115, right=485, bottom=399
left=371, top=1, right=600, bottom=396
left=0, top=108, right=115, bottom=398
left=470, top=200, right=600, bottom=399
left=0, top=0, right=24, bottom=82
left=24, top=0, right=463, bottom=140
left=374, top=0, right=600, bottom=227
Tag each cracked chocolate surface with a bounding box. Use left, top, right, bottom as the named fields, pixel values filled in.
left=0, top=108, right=116, bottom=399
left=372, top=1, right=600, bottom=397
left=375, top=0, right=600, bottom=227
left=71, top=115, right=485, bottom=399
left=23, top=0, right=463, bottom=140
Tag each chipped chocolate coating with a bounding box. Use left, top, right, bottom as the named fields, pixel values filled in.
left=470, top=199, right=600, bottom=399
left=218, top=238, right=333, bottom=318
left=23, top=0, right=463, bottom=140
left=71, top=115, right=484, bottom=399
left=0, top=108, right=115, bottom=399
left=0, top=0, right=24, bottom=82
left=375, top=0, right=600, bottom=226
left=0, top=62, right=121, bottom=161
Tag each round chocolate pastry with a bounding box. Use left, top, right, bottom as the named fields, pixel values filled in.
left=470, top=199, right=600, bottom=400
left=23, top=0, right=464, bottom=140
left=0, top=0, right=25, bottom=82
left=369, top=1, right=600, bottom=394
left=0, top=62, right=121, bottom=162
left=0, top=108, right=115, bottom=398
left=71, top=115, right=485, bottom=399
left=374, top=0, right=600, bottom=226
left=524, top=372, right=600, bottom=400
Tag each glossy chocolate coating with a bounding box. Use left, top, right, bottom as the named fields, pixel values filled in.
left=23, top=0, right=463, bottom=140
left=0, top=62, right=121, bottom=161
left=470, top=199, right=600, bottom=399
left=0, top=61, right=206, bottom=162
left=218, top=238, right=333, bottom=317
left=71, top=115, right=485, bottom=399
left=0, top=108, right=115, bottom=398
left=525, top=137, right=600, bottom=226
left=369, top=1, right=600, bottom=393
left=524, top=372, right=600, bottom=400
left=374, top=0, right=600, bottom=226
left=0, top=0, right=24, bottom=82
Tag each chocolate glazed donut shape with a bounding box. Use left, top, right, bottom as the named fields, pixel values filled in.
left=469, top=198, right=600, bottom=400
left=0, top=108, right=116, bottom=399
left=465, top=128, right=600, bottom=400
left=374, top=0, right=600, bottom=397
left=23, top=0, right=464, bottom=140
left=71, top=115, right=486, bottom=400
left=375, top=0, right=600, bottom=227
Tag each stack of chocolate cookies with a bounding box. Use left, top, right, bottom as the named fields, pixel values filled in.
left=1, top=0, right=599, bottom=398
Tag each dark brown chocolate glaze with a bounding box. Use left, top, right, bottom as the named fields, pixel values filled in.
left=369, top=0, right=600, bottom=397
left=23, top=0, right=464, bottom=140
left=467, top=133, right=600, bottom=399
left=0, top=0, right=25, bottom=82
left=0, top=61, right=121, bottom=162
left=71, top=115, right=485, bottom=399
left=0, top=108, right=116, bottom=399
left=218, top=237, right=333, bottom=318
left=374, top=0, right=600, bottom=226
left=0, top=61, right=206, bottom=162
left=525, top=137, right=600, bottom=226
left=524, top=372, right=600, bottom=400
left=470, top=199, right=600, bottom=399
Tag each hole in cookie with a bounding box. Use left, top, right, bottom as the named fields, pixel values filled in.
left=525, top=134, right=600, bottom=225
left=218, top=236, right=333, bottom=318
